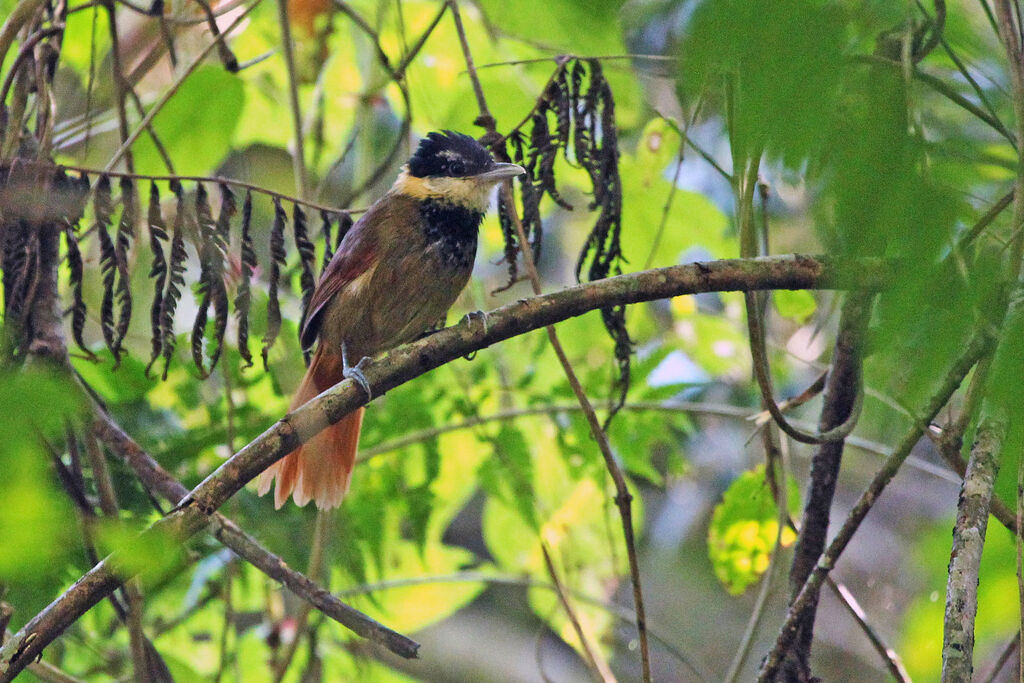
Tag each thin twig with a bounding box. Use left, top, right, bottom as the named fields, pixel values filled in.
left=723, top=427, right=787, bottom=683
left=449, top=1, right=653, bottom=675
left=271, top=511, right=329, bottom=682
left=102, top=0, right=263, bottom=172
left=827, top=578, right=911, bottom=682
left=275, top=0, right=307, bottom=198
left=87, top=409, right=420, bottom=660
left=46, top=161, right=355, bottom=216
left=450, top=1, right=657, bottom=676
left=540, top=543, right=616, bottom=683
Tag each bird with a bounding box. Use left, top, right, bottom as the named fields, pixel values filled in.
left=257, top=131, right=525, bottom=509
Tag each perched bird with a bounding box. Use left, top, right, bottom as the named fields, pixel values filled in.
left=258, top=131, right=525, bottom=509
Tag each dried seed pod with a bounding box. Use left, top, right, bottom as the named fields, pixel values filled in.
left=261, top=197, right=287, bottom=369
left=158, top=179, right=189, bottom=379
left=145, top=181, right=168, bottom=374
left=235, top=190, right=255, bottom=369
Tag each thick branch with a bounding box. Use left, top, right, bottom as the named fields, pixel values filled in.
left=0, top=254, right=887, bottom=680
left=942, top=414, right=1006, bottom=681
left=780, top=294, right=872, bottom=679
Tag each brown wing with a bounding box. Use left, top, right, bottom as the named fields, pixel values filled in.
left=299, top=209, right=379, bottom=349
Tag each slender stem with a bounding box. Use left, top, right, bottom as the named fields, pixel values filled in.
left=102, top=0, right=263, bottom=172
left=540, top=543, right=614, bottom=683
left=723, top=428, right=786, bottom=683
left=272, top=511, right=328, bottom=682
left=827, top=578, right=911, bottom=682
left=275, top=0, right=307, bottom=198
left=57, top=162, right=354, bottom=216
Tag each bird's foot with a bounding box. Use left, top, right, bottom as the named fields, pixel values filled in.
left=463, top=309, right=489, bottom=335
left=341, top=341, right=374, bottom=400
left=343, top=356, right=373, bottom=400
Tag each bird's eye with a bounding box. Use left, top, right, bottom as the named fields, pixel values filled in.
left=448, top=159, right=465, bottom=176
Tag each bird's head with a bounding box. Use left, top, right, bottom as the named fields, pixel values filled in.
left=394, top=131, right=525, bottom=211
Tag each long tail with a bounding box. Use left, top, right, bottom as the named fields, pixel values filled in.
left=257, top=346, right=365, bottom=509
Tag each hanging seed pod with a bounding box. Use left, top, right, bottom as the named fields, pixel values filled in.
left=261, top=197, right=287, bottom=369
left=158, top=179, right=189, bottom=379
left=66, top=172, right=95, bottom=360
left=94, top=176, right=118, bottom=358
left=235, top=190, right=255, bottom=369
left=145, top=181, right=168, bottom=374
left=319, top=209, right=334, bottom=273
left=109, top=177, right=137, bottom=366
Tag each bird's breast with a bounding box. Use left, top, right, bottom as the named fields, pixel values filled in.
left=417, top=198, right=483, bottom=271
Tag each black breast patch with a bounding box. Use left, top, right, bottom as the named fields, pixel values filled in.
left=419, top=199, right=482, bottom=270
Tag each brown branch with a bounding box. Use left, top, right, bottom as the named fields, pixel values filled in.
left=0, top=254, right=887, bottom=680
left=88, top=410, right=419, bottom=660
left=540, top=543, right=614, bottom=683
left=758, top=328, right=992, bottom=681
left=779, top=295, right=873, bottom=679
left=942, top=414, right=1006, bottom=681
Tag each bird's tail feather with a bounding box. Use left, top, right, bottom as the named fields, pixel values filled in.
left=257, top=347, right=364, bottom=509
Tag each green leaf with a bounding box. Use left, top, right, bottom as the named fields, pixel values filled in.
left=476, top=0, right=627, bottom=56
left=681, top=0, right=846, bottom=163
left=132, top=66, right=245, bottom=175
left=707, top=465, right=799, bottom=595
left=97, top=518, right=184, bottom=585
left=0, top=369, right=82, bottom=584
left=773, top=289, right=817, bottom=322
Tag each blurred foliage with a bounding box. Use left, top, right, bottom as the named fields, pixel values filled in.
left=707, top=465, right=799, bottom=595
left=1, top=0, right=1022, bottom=680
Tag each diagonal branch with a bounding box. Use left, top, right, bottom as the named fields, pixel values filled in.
left=89, top=409, right=418, bottom=660
left=779, top=294, right=873, bottom=679
left=942, top=414, right=1006, bottom=681
left=0, top=254, right=888, bottom=681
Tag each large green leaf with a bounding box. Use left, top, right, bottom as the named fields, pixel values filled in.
left=132, top=66, right=245, bottom=175
left=707, top=465, right=799, bottom=595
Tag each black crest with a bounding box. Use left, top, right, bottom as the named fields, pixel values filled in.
left=407, top=131, right=495, bottom=178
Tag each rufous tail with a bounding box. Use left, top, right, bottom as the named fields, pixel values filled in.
left=257, top=346, right=365, bottom=509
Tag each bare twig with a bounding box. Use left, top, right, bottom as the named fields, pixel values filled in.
left=271, top=511, right=329, bottom=683
left=827, top=578, right=911, bottom=682
left=540, top=543, right=615, bottom=683
left=723, top=427, right=787, bottom=683
left=102, top=0, right=263, bottom=172
left=275, top=0, right=307, bottom=198
left=88, top=410, right=420, bottom=660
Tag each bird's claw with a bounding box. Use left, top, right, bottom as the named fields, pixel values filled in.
left=463, top=309, right=489, bottom=335
left=344, top=357, right=373, bottom=400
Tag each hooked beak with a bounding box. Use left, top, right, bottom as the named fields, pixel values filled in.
left=473, top=162, right=526, bottom=184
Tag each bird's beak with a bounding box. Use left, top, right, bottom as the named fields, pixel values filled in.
left=474, top=162, right=526, bottom=184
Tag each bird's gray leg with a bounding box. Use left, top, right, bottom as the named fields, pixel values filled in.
left=341, top=341, right=373, bottom=400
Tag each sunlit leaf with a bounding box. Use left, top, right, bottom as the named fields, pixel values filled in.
left=707, top=465, right=799, bottom=595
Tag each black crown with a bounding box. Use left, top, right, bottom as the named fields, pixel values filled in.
left=406, top=131, right=495, bottom=179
